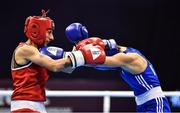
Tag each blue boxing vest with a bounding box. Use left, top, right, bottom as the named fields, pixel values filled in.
left=119, top=47, right=161, bottom=96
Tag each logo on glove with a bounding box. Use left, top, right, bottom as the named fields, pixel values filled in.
left=46, top=47, right=63, bottom=56
left=89, top=47, right=101, bottom=60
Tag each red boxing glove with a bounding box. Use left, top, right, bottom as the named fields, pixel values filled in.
left=67, top=44, right=106, bottom=68
left=79, top=44, right=106, bottom=64
left=76, top=37, right=105, bottom=50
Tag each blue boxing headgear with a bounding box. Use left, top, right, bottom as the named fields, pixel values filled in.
left=65, top=23, right=88, bottom=44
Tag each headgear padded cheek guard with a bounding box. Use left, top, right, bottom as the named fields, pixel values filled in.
left=24, top=10, right=55, bottom=47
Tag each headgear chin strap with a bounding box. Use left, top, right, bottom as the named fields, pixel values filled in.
left=24, top=10, right=55, bottom=47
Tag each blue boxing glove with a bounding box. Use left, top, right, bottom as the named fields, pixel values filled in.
left=65, top=23, right=119, bottom=56
left=103, top=39, right=117, bottom=50
left=65, top=23, right=88, bottom=44
left=40, top=46, right=66, bottom=60
left=102, top=39, right=119, bottom=56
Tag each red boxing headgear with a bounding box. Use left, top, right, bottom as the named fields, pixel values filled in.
left=24, top=10, right=55, bottom=47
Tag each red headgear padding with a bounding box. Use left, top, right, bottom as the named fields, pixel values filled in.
left=24, top=10, right=54, bottom=47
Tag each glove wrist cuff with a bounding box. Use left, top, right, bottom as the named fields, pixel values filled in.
left=68, top=51, right=85, bottom=68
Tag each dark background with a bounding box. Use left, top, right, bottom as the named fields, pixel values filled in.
left=0, top=0, right=179, bottom=111
left=0, top=0, right=178, bottom=90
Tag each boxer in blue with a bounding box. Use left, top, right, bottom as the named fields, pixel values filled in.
left=66, top=23, right=171, bottom=112
left=41, top=23, right=171, bottom=112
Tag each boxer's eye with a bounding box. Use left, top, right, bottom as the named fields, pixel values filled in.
left=47, top=30, right=53, bottom=34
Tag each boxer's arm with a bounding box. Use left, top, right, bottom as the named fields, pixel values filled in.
left=84, top=51, right=146, bottom=72
left=40, top=46, right=75, bottom=74
left=16, top=42, right=106, bottom=73
left=103, top=52, right=147, bottom=74
left=16, top=45, right=72, bottom=72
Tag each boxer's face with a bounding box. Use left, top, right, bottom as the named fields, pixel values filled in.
left=44, top=29, right=54, bottom=45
